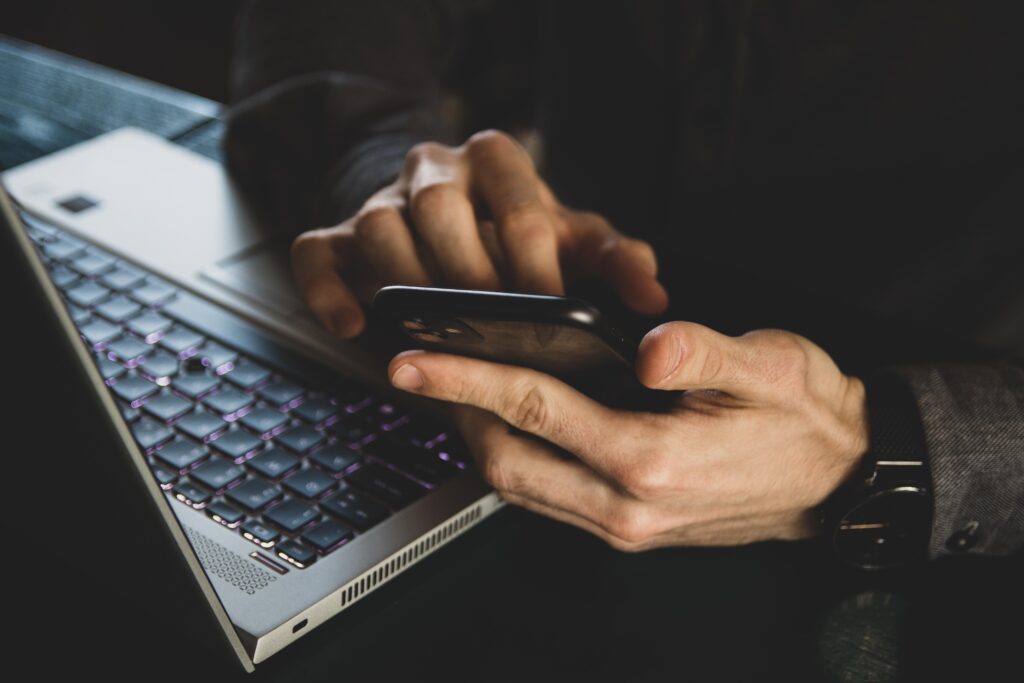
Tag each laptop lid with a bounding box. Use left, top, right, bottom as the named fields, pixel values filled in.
left=0, top=183, right=256, bottom=672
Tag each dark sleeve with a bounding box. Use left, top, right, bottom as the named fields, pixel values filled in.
left=224, top=0, right=481, bottom=236
left=885, top=364, right=1024, bottom=559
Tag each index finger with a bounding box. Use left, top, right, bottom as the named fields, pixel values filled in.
left=291, top=225, right=365, bottom=338
left=465, top=132, right=563, bottom=295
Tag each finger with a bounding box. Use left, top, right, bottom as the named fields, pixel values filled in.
left=465, top=131, right=563, bottom=294
left=636, top=321, right=758, bottom=394
left=291, top=226, right=365, bottom=338
left=566, top=211, right=668, bottom=315
left=452, top=406, right=642, bottom=548
left=408, top=182, right=501, bottom=290
left=388, top=350, right=635, bottom=478
left=352, top=195, right=432, bottom=288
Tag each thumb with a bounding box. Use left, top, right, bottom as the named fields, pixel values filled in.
left=636, top=321, right=753, bottom=393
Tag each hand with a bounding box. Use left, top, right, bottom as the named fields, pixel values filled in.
left=291, top=129, right=668, bottom=338
left=386, top=322, right=869, bottom=550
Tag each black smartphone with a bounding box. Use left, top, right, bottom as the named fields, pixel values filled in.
left=372, top=286, right=675, bottom=410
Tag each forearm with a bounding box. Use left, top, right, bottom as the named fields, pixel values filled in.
left=224, top=0, right=475, bottom=234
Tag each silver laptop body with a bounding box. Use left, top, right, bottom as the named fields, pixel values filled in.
left=2, top=128, right=502, bottom=671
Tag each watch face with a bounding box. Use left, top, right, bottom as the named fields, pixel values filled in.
left=832, top=486, right=931, bottom=570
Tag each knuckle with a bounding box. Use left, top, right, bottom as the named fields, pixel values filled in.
left=409, top=182, right=461, bottom=218
left=500, top=204, right=553, bottom=239
left=353, top=207, right=400, bottom=241
left=620, top=453, right=673, bottom=500
left=506, top=381, right=550, bottom=434
left=605, top=504, right=656, bottom=545
left=466, top=129, right=515, bottom=154
left=403, top=141, right=449, bottom=173
left=480, top=451, right=517, bottom=493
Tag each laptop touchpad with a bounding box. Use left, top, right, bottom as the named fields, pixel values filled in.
left=201, top=242, right=309, bottom=319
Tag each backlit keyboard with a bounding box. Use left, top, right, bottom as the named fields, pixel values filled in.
left=21, top=211, right=470, bottom=570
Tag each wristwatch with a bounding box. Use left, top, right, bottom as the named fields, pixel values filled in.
left=820, top=372, right=933, bottom=570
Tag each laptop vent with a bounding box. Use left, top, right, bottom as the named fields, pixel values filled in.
left=339, top=504, right=483, bottom=609
left=185, top=527, right=278, bottom=595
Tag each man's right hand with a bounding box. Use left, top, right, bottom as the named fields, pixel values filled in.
left=291, top=129, right=669, bottom=338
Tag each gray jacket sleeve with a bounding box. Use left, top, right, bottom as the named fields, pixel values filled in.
left=897, top=364, right=1024, bottom=558
left=224, top=0, right=474, bottom=236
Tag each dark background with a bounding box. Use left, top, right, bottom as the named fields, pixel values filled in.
left=4, top=0, right=243, bottom=102
left=3, top=3, right=1023, bottom=681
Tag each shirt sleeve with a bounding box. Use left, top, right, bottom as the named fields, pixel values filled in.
left=224, top=0, right=481, bottom=236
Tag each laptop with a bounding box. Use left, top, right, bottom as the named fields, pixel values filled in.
left=0, top=127, right=502, bottom=672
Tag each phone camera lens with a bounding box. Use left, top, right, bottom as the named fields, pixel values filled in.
left=403, top=319, right=428, bottom=331
left=443, top=327, right=463, bottom=335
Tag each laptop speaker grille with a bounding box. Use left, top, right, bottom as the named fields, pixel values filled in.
left=186, top=526, right=277, bottom=595
left=339, top=504, right=483, bottom=608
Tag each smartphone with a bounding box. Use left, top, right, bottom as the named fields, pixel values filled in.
left=372, top=286, right=675, bottom=410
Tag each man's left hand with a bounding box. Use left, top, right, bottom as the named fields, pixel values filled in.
left=387, top=322, right=869, bottom=550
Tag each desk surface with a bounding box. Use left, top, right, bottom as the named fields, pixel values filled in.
left=1, top=35, right=1018, bottom=682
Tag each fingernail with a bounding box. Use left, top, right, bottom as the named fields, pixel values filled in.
left=391, top=364, right=424, bottom=391
left=660, top=334, right=684, bottom=385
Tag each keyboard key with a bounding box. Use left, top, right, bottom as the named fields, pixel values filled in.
left=66, top=281, right=110, bottom=307
left=171, top=371, right=219, bottom=399
left=257, top=381, right=304, bottom=407
left=347, top=463, right=427, bottom=509
left=138, top=350, right=180, bottom=383
left=240, top=407, right=289, bottom=436
left=131, top=416, right=174, bottom=450
left=293, top=399, right=337, bottom=425
left=100, top=265, right=146, bottom=291
left=154, top=439, right=208, bottom=472
left=150, top=465, right=178, bottom=489
left=159, top=326, right=206, bottom=356
left=240, top=520, right=280, bottom=548
left=176, top=411, right=228, bottom=442
left=119, top=401, right=141, bottom=424
left=309, top=445, right=361, bottom=475
left=282, top=469, right=337, bottom=500
left=190, top=459, right=245, bottom=492
left=366, top=438, right=459, bottom=486
left=264, top=498, right=319, bottom=533
left=49, top=264, right=80, bottom=288
left=301, top=519, right=353, bottom=553
left=126, top=311, right=173, bottom=340
left=107, top=335, right=152, bottom=364
left=227, top=479, right=283, bottom=512
left=321, top=489, right=390, bottom=531
left=95, top=295, right=142, bottom=322
left=67, top=303, right=91, bottom=324
left=95, top=354, right=125, bottom=382
left=206, top=501, right=245, bottom=528
left=275, top=425, right=324, bottom=453
left=172, top=482, right=211, bottom=509
left=198, top=342, right=237, bottom=372
left=43, top=236, right=86, bottom=261
left=203, top=387, right=255, bottom=416
left=247, top=448, right=300, bottom=480
left=142, top=391, right=192, bottom=422
left=70, top=252, right=115, bottom=277
left=210, top=429, right=264, bottom=461
left=130, top=280, right=176, bottom=306
left=80, top=319, right=121, bottom=347
left=327, top=417, right=373, bottom=445
left=223, top=361, right=271, bottom=390
left=112, top=375, right=159, bottom=405
left=275, top=539, right=316, bottom=568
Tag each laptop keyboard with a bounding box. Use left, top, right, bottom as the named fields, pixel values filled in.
left=22, top=212, right=471, bottom=570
